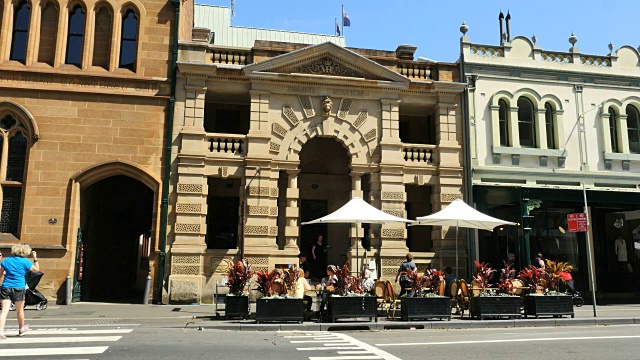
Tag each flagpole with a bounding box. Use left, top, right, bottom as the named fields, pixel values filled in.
left=335, top=18, right=338, bottom=36
left=341, top=5, right=344, bottom=38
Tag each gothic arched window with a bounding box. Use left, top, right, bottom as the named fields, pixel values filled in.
left=0, top=116, right=30, bottom=237
left=10, top=1, right=31, bottom=63
left=65, top=5, right=86, bottom=67
left=119, top=9, right=138, bottom=71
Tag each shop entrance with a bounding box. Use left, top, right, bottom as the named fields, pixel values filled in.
left=79, top=175, right=154, bottom=302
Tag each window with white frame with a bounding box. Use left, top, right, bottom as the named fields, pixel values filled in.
left=626, top=105, right=640, bottom=154
left=498, top=99, right=509, bottom=146
left=517, top=97, right=536, bottom=147
left=608, top=107, right=619, bottom=153
left=544, top=102, right=555, bottom=149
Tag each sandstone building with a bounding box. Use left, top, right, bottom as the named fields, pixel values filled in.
left=168, top=3, right=465, bottom=303
left=0, top=0, right=175, bottom=302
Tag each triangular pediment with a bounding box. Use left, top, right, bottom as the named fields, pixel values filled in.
left=243, top=42, right=410, bottom=84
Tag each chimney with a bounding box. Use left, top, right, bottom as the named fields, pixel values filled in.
left=499, top=11, right=504, bottom=44
left=505, top=11, right=511, bottom=42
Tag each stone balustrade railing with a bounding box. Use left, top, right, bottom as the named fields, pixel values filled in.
left=206, top=133, right=246, bottom=156
left=210, top=47, right=252, bottom=66
left=580, top=55, right=611, bottom=67
left=539, top=51, right=573, bottom=63
left=402, top=144, right=436, bottom=163
left=469, top=45, right=504, bottom=57
left=397, top=62, right=432, bottom=80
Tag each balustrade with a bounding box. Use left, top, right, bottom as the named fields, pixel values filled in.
left=210, top=47, right=251, bottom=65
left=206, top=133, right=246, bottom=156
left=402, top=144, right=436, bottom=163
left=398, top=63, right=431, bottom=80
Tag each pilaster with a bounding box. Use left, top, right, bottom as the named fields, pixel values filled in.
left=618, top=114, right=629, bottom=154
left=600, top=112, right=612, bottom=153
left=25, top=0, right=41, bottom=66
left=536, top=109, right=547, bottom=149
left=508, top=107, right=520, bottom=148
left=284, top=169, right=300, bottom=251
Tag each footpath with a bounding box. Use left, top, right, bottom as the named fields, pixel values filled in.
left=6, top=302, right=640, bottom=332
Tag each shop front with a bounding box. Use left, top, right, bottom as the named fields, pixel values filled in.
left=474, top=185, right=640, bottom=300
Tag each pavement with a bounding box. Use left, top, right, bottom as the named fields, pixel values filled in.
left=9, top=301, right=640, bottom=331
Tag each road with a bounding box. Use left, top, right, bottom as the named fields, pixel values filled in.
left=2, top=322, right=640, bottom=359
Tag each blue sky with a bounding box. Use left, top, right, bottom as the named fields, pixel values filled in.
left=198, top=0, right=637, bottom=63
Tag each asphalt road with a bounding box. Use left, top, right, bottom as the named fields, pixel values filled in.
left=4, top=322, right=640, bottom=359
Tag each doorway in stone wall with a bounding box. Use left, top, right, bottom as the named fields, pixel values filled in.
left=298, top=137, right=351, bottom=271
left=79, top=175, right=154, bottom=303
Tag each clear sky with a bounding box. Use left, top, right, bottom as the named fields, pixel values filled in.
left=198, top=0, right=637, bottom=63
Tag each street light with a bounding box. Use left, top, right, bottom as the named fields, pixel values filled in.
left=576, top=104, right=602, bottom=318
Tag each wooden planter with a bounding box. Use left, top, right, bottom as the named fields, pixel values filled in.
left=470, top=296, right=521, bottom=320
left=400, top=296, right=451, bottom=321
left=523, top=295, right=574, bottom=318
left=328, top=296, right=377, bottom=323
left=255, top=298, right=304, bottom=324
left=225, top=295, right=249, bottom=320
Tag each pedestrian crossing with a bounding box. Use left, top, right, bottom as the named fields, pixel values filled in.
left=0, top=327, right=133, bottom=357
left=281, top=332, right=402, bottom=360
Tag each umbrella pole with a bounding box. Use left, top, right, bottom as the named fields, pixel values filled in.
left=356, top=222, right=359, bottom=276
left=455, top=225, right=459, bottom=278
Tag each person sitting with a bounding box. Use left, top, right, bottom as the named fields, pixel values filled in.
left=298, top=253, right=311, bottom=279
left=292, top=268, right=313, bottom=318
left=316, top=266, right=338, bottom=317
left=443, top=266, right=458, bottom=297
left=395, top=253, right=416, bottom=296
left=533, top=253, right=546, bottom=269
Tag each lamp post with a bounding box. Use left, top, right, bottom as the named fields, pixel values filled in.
left=575, top=103, right=601, bottom=317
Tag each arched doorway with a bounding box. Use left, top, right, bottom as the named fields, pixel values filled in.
left=79, top=175, right=154, bottom=302
left=298, top=137, right=351, bottom=278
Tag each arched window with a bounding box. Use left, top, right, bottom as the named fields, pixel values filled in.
left=0, top=116, right=30, bottom=237
left=498, top=99, right=509, bottom=146
left=627, top=105, right=640, bottom=154
left=66, top=5, right=86, bottom=67
left=92, top=4, right=113, bottom=70
left=119, top=9, right=138, bottom=71
left=544, top=102, right=555, bottom=149
left=609, top=107, right=619, bottom=153
left=38, top=1, right=59, bottom=66
left=517, top=97, right=536, bottom=147
left=10, top=1, right=31, bottom=63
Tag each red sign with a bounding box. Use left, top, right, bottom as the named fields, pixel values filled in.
left=567, top=213, right=588, bottom=232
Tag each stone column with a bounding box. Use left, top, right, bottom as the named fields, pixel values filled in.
left=284, top=170, right=300, bottom=251
left=600, top=111, right=613, bottom=153
left=536, top=109, right=548, bottom=149
left=24, top=0, right=41, bottom=66
left=508, top=107, right=520, bottom=147
left=618, top=114, right=629, bottom=154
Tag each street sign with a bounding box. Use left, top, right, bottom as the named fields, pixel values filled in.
left=567, top=213, right=588, bottom=232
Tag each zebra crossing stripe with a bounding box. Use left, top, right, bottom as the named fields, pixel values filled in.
left=0, top=346, right=109, bottom=357
left=0, top=335, right=122, bottom=344
left=27, top=329, right=133, bottom=335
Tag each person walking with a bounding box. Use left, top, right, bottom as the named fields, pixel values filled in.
left=395, top=253, right=416, bottom=296
left=0, top=244, right=39, bottom=339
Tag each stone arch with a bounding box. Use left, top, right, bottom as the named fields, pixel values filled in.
left=513, top=88, right=542, bottom=109
left=0, top=100, right=40, bottom=141
left=602, top=99, right=623, bottom=116
left=621, top=96, right=640, bottom=115
left=490, top=90, right=514, bottom=107
left=71, top=159, right=160, bottom=191
left=540, top=94, right=563, bottom=111
left=275, top=115, right=373, bottom=165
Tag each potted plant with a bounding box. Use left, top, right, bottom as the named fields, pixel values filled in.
left=225, top=259, right=254, bottom=320
left=521, top=261, right=575, bottom=319
left=254, top=268, right=304, bottom=324
left=327, top=262, right=377, bottom=323
left=469, top=261, right=521, bottom=320
left=399, top=268, right=451, bottom=321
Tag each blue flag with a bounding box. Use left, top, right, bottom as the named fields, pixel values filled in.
left=342, top=10, right=351, bottom=27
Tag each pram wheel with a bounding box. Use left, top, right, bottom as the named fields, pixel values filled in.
left=36, top=302, right=47, bottom=311
left=574, top=296, right=584, bottom=307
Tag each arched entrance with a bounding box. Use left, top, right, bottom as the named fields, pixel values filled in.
left=298, top=137, right=351, bottom=278
left=79, top=175, right=154, bottom=302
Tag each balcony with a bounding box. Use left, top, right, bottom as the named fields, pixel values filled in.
left=205, top=133, right=246, bottom=159
left=210, top=46, right=252, bottom=66
left=402, top=143, right=436, bottom=165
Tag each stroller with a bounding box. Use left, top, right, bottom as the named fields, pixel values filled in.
left=6, top=271, right=48, bottom=311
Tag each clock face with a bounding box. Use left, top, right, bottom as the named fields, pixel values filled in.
left=614, top=218, right=624, bottom=229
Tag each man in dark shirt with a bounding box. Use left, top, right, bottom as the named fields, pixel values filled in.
left=298, top=253, right=311, bottom=279
left=443, top=266, right=458, bottom=297
left=395, top=253, right=416, bottom=296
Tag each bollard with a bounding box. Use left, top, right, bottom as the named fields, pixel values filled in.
left=66, top=276, right=72, bottom=305
left=143, top=275, right=152, bottom=305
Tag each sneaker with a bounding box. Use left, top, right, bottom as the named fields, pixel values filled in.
left=18, top=325, right=29, bottom=337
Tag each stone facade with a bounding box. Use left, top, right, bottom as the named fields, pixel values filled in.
left=0, top=0, right=173, bottom=302
left=169, top=13, right=465, bottom=302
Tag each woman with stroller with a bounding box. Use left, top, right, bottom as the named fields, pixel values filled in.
left=0, top=244, right=39, bottom=339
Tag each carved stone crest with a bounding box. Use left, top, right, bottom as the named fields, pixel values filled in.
left=295, top=57, right=363, bottom=77
left=322, top=96, right=332, bottom=117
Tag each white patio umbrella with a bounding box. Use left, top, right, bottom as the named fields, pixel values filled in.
left=412, top=199, right=516, bottom=277
left=301, top=197, right=413, bottom=273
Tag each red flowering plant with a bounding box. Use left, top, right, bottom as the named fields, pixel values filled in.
left=472, top=261, right=496, bottom=293
left=423, top=268, right=444, bottom=296
left=497, top=261, right=516, bottom=294
left=517, top=265, right=546, bottom=293
left=544, top=260, right=573, bottom=293
left=282, top=265, right=300, bottom=294
left=401, top=268, right=426, bottom=296
left=333, top=261, right=365, bottom=296
left=254, top=269, right=281, bottom=297
left=226, top=259, right=255, bottom=296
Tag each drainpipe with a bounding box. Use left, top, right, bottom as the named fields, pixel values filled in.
left=458, top=41, right=474, bottom=280
left=155, top=0, right=180, bottom=303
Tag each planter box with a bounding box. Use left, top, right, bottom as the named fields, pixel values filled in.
left=524, top=295, right=574, bottom=318
left=470, top=296, right=521, bottom=320
left=400, top=297, right=451, bottom=321
left=225, top=295, right=249, bottom=320
left=328, top=296, right=377, bottom=323
left=255, top=298, right=304, bottom=324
